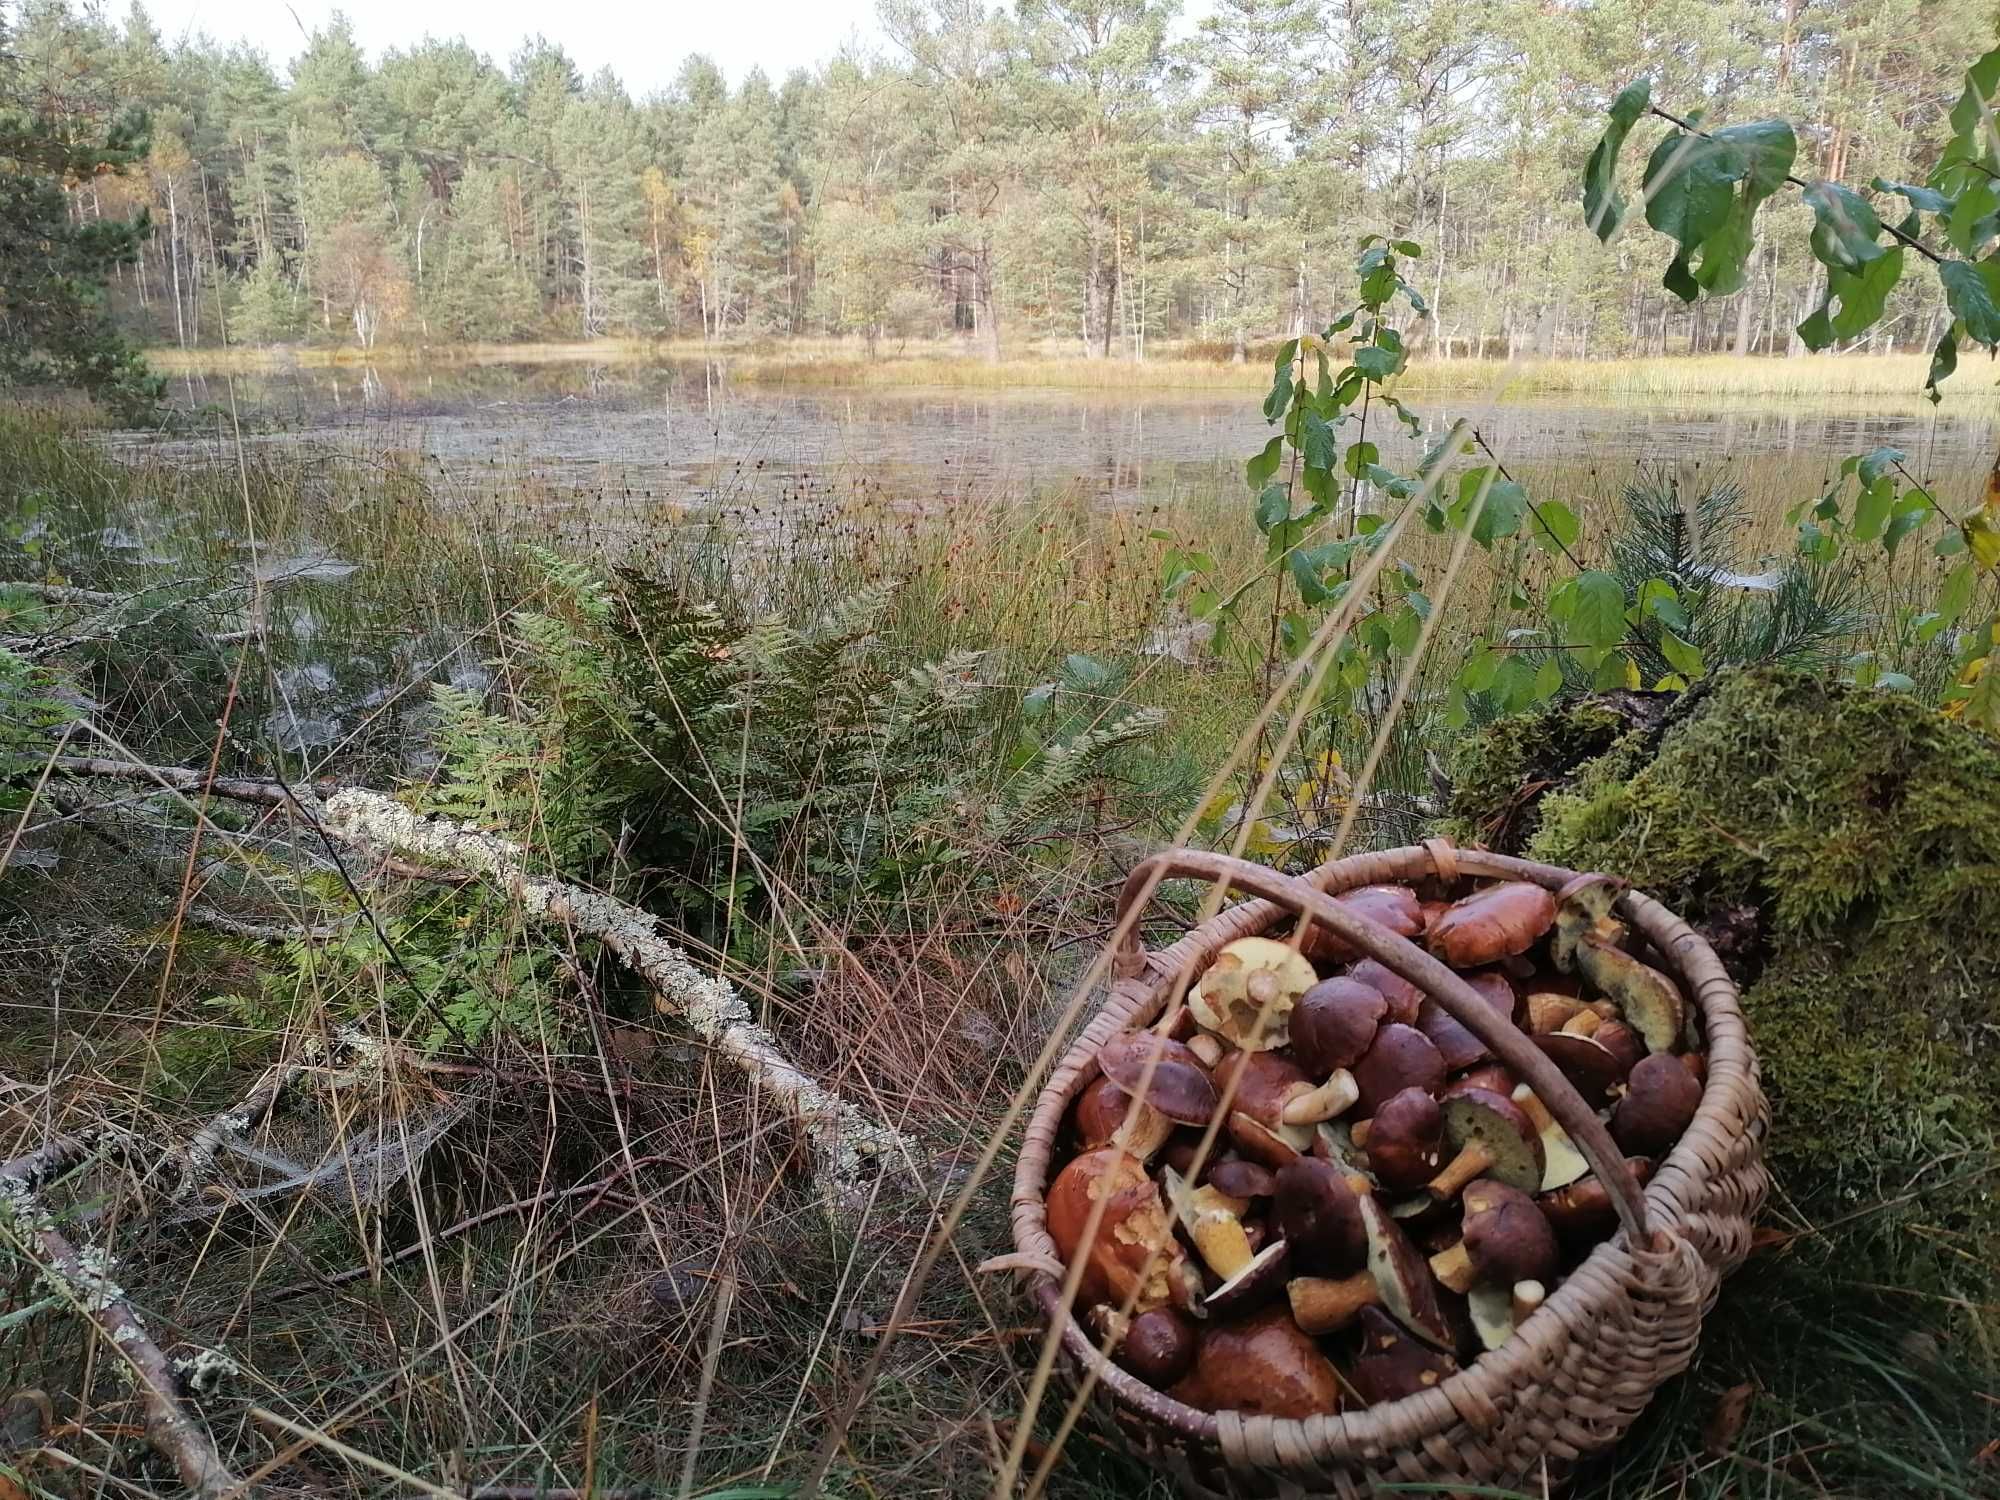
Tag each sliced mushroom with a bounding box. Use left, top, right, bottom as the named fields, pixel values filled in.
left=1047, top=1148, right=1201, bottom=1314
left=1189, top=937, right=1318, bottom=1051
left=1610, top=1053, right=1702, bottom=1157
left=1287, top=1193, right=1451, bottom=1348
left=1171, top=1306, right=1342, bottom=1419
left=1092, top=1304, right=1199, bottom=1388
left=1361, top=1087, right=1445, bottom=1194
left=1346, top=958, right=1426, bottom=1025
left=1552, top=873, right=1626, bottom=973
left=1272, top=1157, right=1368, bottom=1275
left=1072, top=1076, right=1175, bottom=1159
left=1466, top=1277, right=1548, bottom=1353
left=1427, top=1180, right=1558, bottom=1297
left=1426, top=881, right=1558, bottom=969
left=1426, top=1088, right=1543, bottom=1199
left=1163, top=1166, right=1255, bottom=1281
left=1576, top=937, right=1687, bottom=1054
left=1349, top=1305, right=1459, bottom=1405
left=1508, top=1083, right=1591, bottom=1192
left=1291, top=978, right=1387, bottom=1076
left=1097, top=1030, right=1220, bottom=1124
left=1538, top=1157, right=1654, bottom=1245
left=1299, top=884, right=1426, bottom=965
left=1204, top=1238, right=1293, bottom=1316
left=1352, top=1022, right=1446, bottom=1117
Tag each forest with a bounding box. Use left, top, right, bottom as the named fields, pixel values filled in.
left=13, top=0, right=1996, bottom=359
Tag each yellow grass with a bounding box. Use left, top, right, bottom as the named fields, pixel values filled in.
left=144, top=339, right=1988, bottom=400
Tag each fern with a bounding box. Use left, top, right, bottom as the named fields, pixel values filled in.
left=989, top=709, right=1166, bottom=841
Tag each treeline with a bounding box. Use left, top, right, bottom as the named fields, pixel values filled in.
left=9, top=0, right=1991, bottom=359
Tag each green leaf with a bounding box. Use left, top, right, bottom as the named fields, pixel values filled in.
left=1852, top=476, right=1895, bottom=542
left=1946, top=179, right=2000, bottom=256
left=1939, top=258, right=2000, bottom=348
left=1591, top=650, right=1635, bottom=692
left=1300, top=411, right=1338, bottom=470
left=1938, top=558, right=1977, bottom=627
left=1857, top=446, right=1906, bottom=485
left=1262, top=343, right=1296, bottom=421
left=1388, top=603, right=1424, bottom=655
left=1804, top=180, right=1886, bottom=271
left=1569, top=570, right=1628, bottom=648
left=1885, top=495, right=1932, bottom=556
left=1529, top=498, right=1581, bottom=557
left=1644, top=132, right=1740, bottom=299
left=1797, top=245, right=1904, bottom=350
left=1660, top=630, right=1706, bottom=679
left=1353, top=345, right=1402, bottom=381
left=1246, top=436, right=1284, bottom=490
left=1450, top=469, right=1527, bottom=546
left=1583, top=77, right=1652, bottom=241
left=1928, top=329, right=1959, bottom=401
left=1459, top=647, right=1500, bottom=692
left=1872, top=177, right=1953, bottom=216
left=1254, top=483, right=1292, bottom=533
left=1694, top=121, right=1797, bottom=294
left=1637, top=577, right=1688, bottom=632
left=1533, top=655, right=1564, bottom=701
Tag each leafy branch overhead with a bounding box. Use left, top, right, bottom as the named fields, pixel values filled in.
left=1582, top=45, right=2000, bottom=399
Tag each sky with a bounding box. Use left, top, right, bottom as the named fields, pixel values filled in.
left=136, top=0, right=890, bottom=94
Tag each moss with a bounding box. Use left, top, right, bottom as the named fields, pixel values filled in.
left=1443, top=695, right=1656, bottom=849
left=1449, top=669, right=2000, bottom=1300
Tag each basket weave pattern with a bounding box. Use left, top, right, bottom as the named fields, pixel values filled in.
left=1009, top=844, right=1769, bottom=1497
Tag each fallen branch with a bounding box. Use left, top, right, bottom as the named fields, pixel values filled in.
left=0, top=1145, right=246, bottom=1500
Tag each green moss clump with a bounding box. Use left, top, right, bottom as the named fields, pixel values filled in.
left=1449, top=669, right=2000, bottom=1300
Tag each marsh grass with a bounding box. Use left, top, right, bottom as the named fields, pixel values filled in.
left=2, top=406, right=1994, bottom=1499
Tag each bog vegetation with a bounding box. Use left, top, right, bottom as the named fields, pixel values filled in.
left=2, top=5, right=2000, bottom=1500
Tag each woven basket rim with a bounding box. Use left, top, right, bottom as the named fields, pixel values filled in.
left=1009, top=842, right=1762, bottom=1454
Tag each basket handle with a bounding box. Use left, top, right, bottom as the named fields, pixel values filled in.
left=1111, top=847, right=1654, bottom=1246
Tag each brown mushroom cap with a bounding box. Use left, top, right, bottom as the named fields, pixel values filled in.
left=1416, top=971, right=1518, bottom=1074
left=1459, top=1180, right=1559, bottom=1287
left=1189, top=937, right=1318, bottom=1051
left=1047, top=1148, right=1200, bottom=1313
left=1532, top=1033, right=1630, bottom=1109
left=1097, top=1305, right=1199, bottom=1389
left=1174, top=1306, right=1343, bottom=1418
left=1299, top=885, right=1426, bottom=965
left=1349, top=1305, right=1459, bottom=1405
left=1291, top=978, right=1387, bottom=1075
left=1427, top=882, right=1558, bottom=969
left=1215, top=1051, right=1317, bottom=1165
left=1352, top=1022, right=1446, bottom=1117
left=1097, top=1030, right=1220, bottom=1125
left=1206, top=1158, right=1278, bottom=1200
left=1073, top=1076, right=1175, bottom=1159
left=1362, top=1087, right=1445, bottom=1194
left=1577, top=938, right=1687, bottom=1054
left=1346, top=959, right=1426, bottom=1025
left=1272, top=1157, right=1368, bottom=1275
left=1204, top=1238, right=1293, bottom=1316
left=1429, top=1089, right=1545, bottom=1197
left=1611, top=1053, right=1703, bottom=1157
left=1538, top=1157, right=1654, bottom=1244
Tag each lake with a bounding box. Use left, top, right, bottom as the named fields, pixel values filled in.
left=141, top=357, right=1997, bottom=518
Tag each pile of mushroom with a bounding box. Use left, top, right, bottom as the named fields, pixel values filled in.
left=1050, top=870, right=1707, bottom=1417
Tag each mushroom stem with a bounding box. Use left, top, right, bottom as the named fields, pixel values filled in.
left=1526, top=993, right=1587, bottom=1034
left=1165, top=1170, right=1256, bottom=1280
left=1559, top=1009, right=1603, bottom=1038
left=1427, top=1141, right=1494, bottom=1200
left=1187, top=1034, right=1225, bottom=1068
left=1280, top=1070, right=1359, bottom=1126
left=1511, top=1084, right=1591, bottom=1192
left=1287, top=1270, right=1380, bottom=1335
left=1427, top=1240, right=1477, bottom=1294
left=1347, top=1118, right=1372, bottom=1148
left=1511, top=1279, right=1547, bottom=1326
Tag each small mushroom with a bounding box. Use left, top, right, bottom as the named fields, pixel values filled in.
left=1538, top=1157, right=1654, bottom=1245
left=1533, top=1024, right=1641, bottom=1109
left=1466, top=1277, right=1549, bottom=1353
left=1172, top=1306, right=1342, bottom=1419
left=1349, top=1305, right=1459, bottom=1405
left=1272, top=1157, right=1368, bottom=1274
left=1426, top=1088, right=1544, bottom=1199
left=1415, top=971, right=1518, bottom=1073
left=1610, top=1053, right=1703, bottom=1157
left=1298, top=884, right=1426, bottom=965
left=1346, top=958, right=1426, bottom=1025
left=1575, top=937, right=1687, bottom=1054
left=1092, top=1304, right=1199, bottom=1388
left=1361, top=1087, right=1445, bottom=1193
left=1426, top=882, right=1558, bottom=968
left=1215, top=1051, right=1353, bottom=1165
left=1206, top=1158, right=1277, bottom=1201
left=1351, top=1022, right=1446, bottom=1117
left=1552, top=873, right=1626, bottom=973
left=1524, top=990, right=1588, bottom=1034
left=1508, top=1084, right=1590, bottom=1192
left=1287, top=1193, right=1452, bottom=1347
left=1097, top=1030, right=1220, bottom=1124
left=1189, top=937, right=1318, bottom=1051
left=1072, top=1076, right=1175, bottom=1159
left=1047, top=1148, right=1201, bottom=1313
left=1204, top=1238, right=1293, bottom=1316
left=1163, top=1166, right=1256, bottom=1281
left=1291, top=978, right=1387, bottom=1076
left=1427, top=1180, right=1559, bottom=1299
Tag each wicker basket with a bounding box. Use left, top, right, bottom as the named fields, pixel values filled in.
left=1008, top=841, right=1768, bottom=1498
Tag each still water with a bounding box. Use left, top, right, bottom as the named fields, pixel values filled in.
left=144, top=357, right=1997, bottom=513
